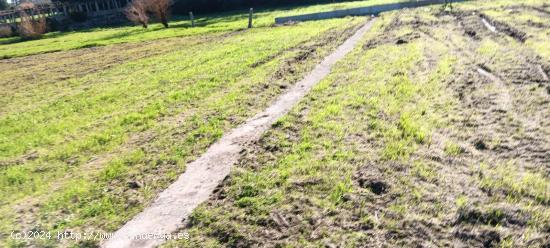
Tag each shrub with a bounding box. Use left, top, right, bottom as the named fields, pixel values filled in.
left=69, top=11, right=88, bottom=22
left=149, top=0, right=171, bottom=28
left=17, top=9, right=47, bottom=40
left=125, top=0, right=149, bottom=28
left=0, top=25, right=14, bottom=38
left=0, top=0, right=8, bottom=11
left=125, top=0, right=172, bottom=28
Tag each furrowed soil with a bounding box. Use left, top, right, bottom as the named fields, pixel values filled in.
left=168, top=2, right=549, bottom=247
left=0, top=17, right=367, bottom=247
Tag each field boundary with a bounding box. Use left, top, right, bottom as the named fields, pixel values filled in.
left=102, top=17, right=377, bottom=248
left=275, top=0, right=467, bottom=24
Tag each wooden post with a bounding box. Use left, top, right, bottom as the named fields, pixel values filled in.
left=248, top=8, right=253, bottom=28
left=63, top=5, right=68, bottom=16
left=95, top=1, right=100, bottom=12
left=189, top=12, right=194, bottom=27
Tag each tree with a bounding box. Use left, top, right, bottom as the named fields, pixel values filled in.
left=125, top=0, right=149, bottom=28
left=0, top=0, right=9, bottom=11
left=149, top=0, right=171, bottom=28
left=17, top=3, right=47, bottom=39
left=126, top=0, right=172, bottom=28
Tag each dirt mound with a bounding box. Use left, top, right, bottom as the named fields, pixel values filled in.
left=454, top=227, right=502, bottom=248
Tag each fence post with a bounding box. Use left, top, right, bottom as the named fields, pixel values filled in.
left=248, top=8, right=253, bottom=28
left=189, top=11, right=194, bottom=27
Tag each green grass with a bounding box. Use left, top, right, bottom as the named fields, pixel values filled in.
left=0, top=0, right=406, bottom=58
left=2, top=0, right=549, bottom=246
left=165, top=10, right=460, bottom=246
left=478, top=162, right=549, bottom=204
left=444, top=141, right=464, bottom=156
left=166, top=2, right=550, bottom=246
left=0, top=13, right=367, bottom=247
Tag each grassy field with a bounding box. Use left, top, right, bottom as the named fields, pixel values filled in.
left=0, top=2, right=375, bottom=246
left=165, top=1, right=550, bottom=247
left=0, top=0, right=407, bottom=59
left=1, top=0, right=549, bottom=247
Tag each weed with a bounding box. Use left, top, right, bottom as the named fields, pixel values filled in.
left=444, top=141, right=464, bottom=156
left=455, top=195, right=469, bottom=209
left=329, top=180, right=352, bottom=205
left=412, top=161, right=437, bottom=182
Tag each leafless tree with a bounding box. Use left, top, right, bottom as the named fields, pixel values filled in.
left=148, top=0, right=171, bottom=28
left=17, top=3, right=47, bottom=39
left=125, top=0, right=171, bottom=28
left=125, top=0, right=150, bottom=28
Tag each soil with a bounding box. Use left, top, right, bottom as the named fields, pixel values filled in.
left=362, top=7, right=550, bottom=247
left=479, top=13, right=527, bottom=42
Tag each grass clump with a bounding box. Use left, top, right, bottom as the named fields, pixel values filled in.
left=479, top=162, right=549, bottom=204
left=444, top=141, right=464, bottom=156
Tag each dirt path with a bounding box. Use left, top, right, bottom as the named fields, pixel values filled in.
left=102, top=18, right=377, bottom=248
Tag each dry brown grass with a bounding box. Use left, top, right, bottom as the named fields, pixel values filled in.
left=0, top=25, right=14, bottom=38
left=17, top=9, right=47, bottom=40
left=125, top=0, right=171, bottom=28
